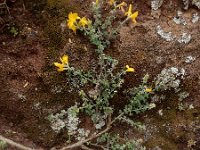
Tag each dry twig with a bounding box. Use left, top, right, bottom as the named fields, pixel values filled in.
left=0, top=0, right=10, bottom=15
left=0, top=135, right=36, bottom=150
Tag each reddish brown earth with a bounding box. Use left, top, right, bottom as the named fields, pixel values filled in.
left=0, top=0, right=200, bottom=149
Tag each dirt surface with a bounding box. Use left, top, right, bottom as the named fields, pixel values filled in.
left=0, top=0, right=200, bottom=149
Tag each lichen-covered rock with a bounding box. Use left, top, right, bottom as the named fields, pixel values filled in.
left=192, top=13, right=199, bottom=23
left=183, top=0, right=200, bottom=9
left=151, top=0, right=164, bottom=10
left=173, top=11, right=187, bottom=25
left=183, top=0, right=190, bottom=9
left=151, top=0, right=199, bottom=13
left=178, top=33, right=192, bottom=44
left=156, top=25, right=176, bottom=42
left=192, top=0, right=200, bottom=9
left=154, top=67, right=186, bottom=92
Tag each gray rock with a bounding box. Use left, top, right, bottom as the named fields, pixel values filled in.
left=178, top=33, right=192, bottom=44
left=192, top=0, right=200, bottom=9
left=151, top=0, right=164, bottom=10
left=156, top=25, right=176, bottom=41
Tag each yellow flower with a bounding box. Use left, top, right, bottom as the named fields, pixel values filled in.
left=125, top=65, right=135, bottom=72
left=125, top=4, right=138, bottom=23
left=109, top=0, right=115, bottom=5
left=79, top=17, right=89, bottom=28
left=116, top=2, right=127, bottom=11
left=67, top=21, right=77, bottom=33
left=145, top=87, right=152, bottom=93
left=57, top=67, right=66, bottom=72
left=125, top=4, right=132, bottom=16
left=54, top=62, right=65, bottom=72
left=130, top=11, right=138, bottom=23
left=67, top=12, right=80, bottom=32
left=95, top=0, right=99, bottom=5
left=68, top=12, right=80, bottom=22
left=54, top=55, right=69, bottom=72
left=60, top=55, right=68, bottom=64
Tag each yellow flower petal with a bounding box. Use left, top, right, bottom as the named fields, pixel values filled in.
left=54, top=55, right=69, bottom=72
left=54, top=62, right=64, bottom=68
left=54, top=62, right=66, bottom=72
left=125, top=4, right=132, bottom=17
left=79, top=17, right=89, bottom=28
left=57, top=67, right=66, bottom=72
left=95, top=0, right=99, bottom=5
left=125, top=65, right=135, bottom=72
left=71, top=25, right=77, bottom=33
left=145, top=88, right=152, bottom=93
left=67, top=20, right=74, bottom=27
left=116, top=2, right=127, bottom=11
left=67, top=22, right=77, bottom=33
left=130, top=11, right=138, bottom=23
left=116, top=2, right=126, bottom=8
left=124, top=5, right=139, bottom=24
left=126, top=68, right=135, bottom=72
left=68, top=12, right=80, bottom=22
left=67, top=12, right=80, bottom=32
left=60, top=55, right=69, bottom=64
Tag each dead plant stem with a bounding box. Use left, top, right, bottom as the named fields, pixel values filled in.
left=0, top=135, right=35, bottom=150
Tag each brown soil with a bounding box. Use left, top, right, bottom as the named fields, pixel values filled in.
left=0, top=0, right=200, bottom=149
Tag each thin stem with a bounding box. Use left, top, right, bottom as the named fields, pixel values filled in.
left=81, top=144, right=94, bottom=150
left=0, top=135, right=36, bottom=150
left=0, top=0, right=10, bottom=15
left=60, top=125, right=111, bottom=150
left=110, top=112, right=124, bottom=125
left=90, top=143, right=106, bottom=150
left=22, top=0, right=26, bottom=11
left=116, top=17, right=129, bottom=31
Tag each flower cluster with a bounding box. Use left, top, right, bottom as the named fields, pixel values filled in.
left=54, top=55, right=69, bottom=72
left=95, top=0, right=138, bottom=24
left=67, top=12, right=90, bottom=33
left=67, top=1, right=138, bottom=34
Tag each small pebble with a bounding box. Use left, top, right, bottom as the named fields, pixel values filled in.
left=158, top=109, right=163, bottom=116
